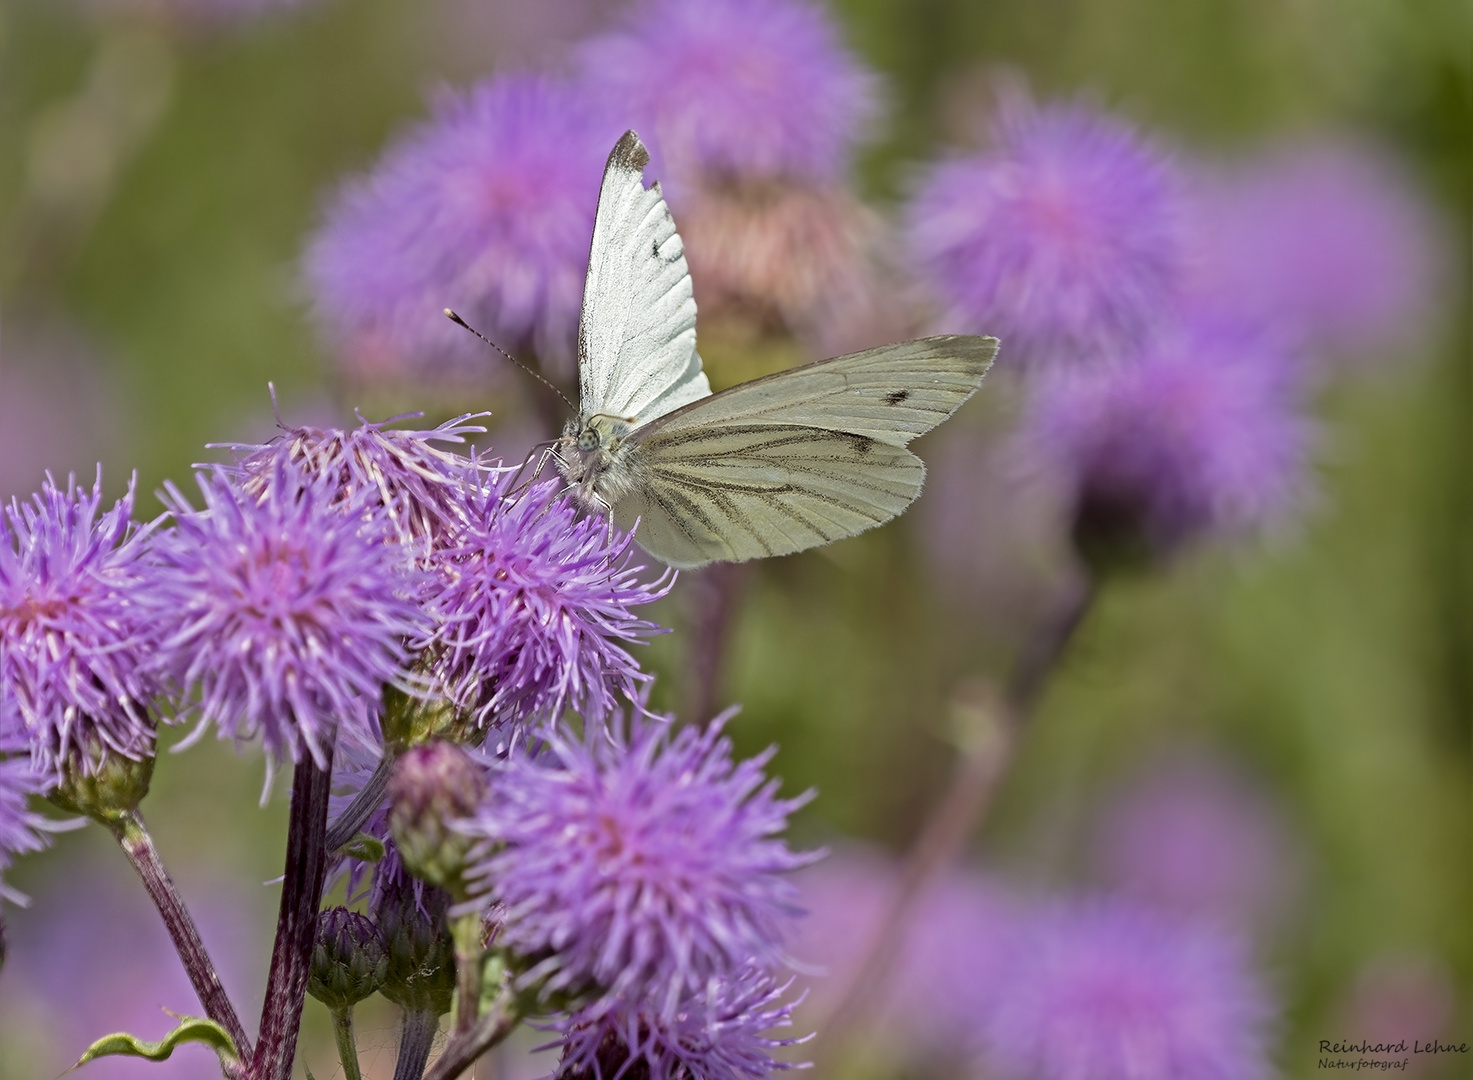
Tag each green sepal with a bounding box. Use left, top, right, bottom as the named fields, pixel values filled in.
left=340, top=833, right=386, bottom=865
left=70, top=1014, right=238, bottom=1070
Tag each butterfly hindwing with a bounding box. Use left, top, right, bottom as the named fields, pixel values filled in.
left=614, top=423, right=925, bottom=568
left=578, top=131, right=711, bottom=423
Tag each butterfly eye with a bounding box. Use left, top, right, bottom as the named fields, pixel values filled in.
left=577, top=429, right=601, bottom=452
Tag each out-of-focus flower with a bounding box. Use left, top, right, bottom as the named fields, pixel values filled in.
left=906, top=99, right=1182, bottom=368
left=551, top=965, right=806, bottom=1080
left=422, top=476, right=668, bottom=732
left=576, top=0, right=879, bottom=191
left=0, top=724, right=51, bottom=904
left=224, top=410, right=485, bottom=565
left=388, top=740, right=485, bottom=898
left=1092, top=752, right=1303, bottom=930
left=790, top=847, right=1018, bottom=1064
left=1020, top=319, right=1313, bottom=565
left=678, top=182, right=905, bottom=354
left=371, top=838, right=455, bottom=1016
left=458, top=714, right=814, bottom=1017
left=304, top=75, right=614, bottom=386
left=981, top=896, right=1273, bottom=1080
left=149, top=463, right=427, bottom=767
left=0, top=474, right=162, bottom=779
left=1185, top=141, right=1440, bottom=360
left=0, top=861, right=267, bottom=1079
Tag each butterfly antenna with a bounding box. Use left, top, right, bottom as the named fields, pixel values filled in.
left=444, top=309, right=576, bottom=414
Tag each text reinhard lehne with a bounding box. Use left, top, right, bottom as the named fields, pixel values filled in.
left=1318, top=1040, right=1469, bottom=1071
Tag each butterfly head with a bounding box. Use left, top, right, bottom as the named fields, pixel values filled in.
left=556, top=412, right=643, bottom=513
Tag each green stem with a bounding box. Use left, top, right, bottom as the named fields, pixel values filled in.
left=450, top=913, right=483, bottom=1034
left=330, top=1007, right=363, bottom=1080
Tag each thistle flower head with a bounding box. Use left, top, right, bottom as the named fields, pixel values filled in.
left=457, top=714, right=815, bottom=1017
left=150, top=462, right=427, bottom=767
left=1093, top=753, right=1300, bottom=930
left=552, top=966, right=807, bottom=1080
left=577, top=0, right=879, bottom=190
left=0, top=473, right=162, bottom=778
left=1185, top=141, right=1439, bottom=359
left=421, top=476, right=669, bottom=733
left=0, top=723, right=51, bottom=905
left=981, top=896, right=1273, bottom=1080
left=1022, top=319, right=1313, bottom=564
left=906, top=99, right=1181, bottom=367
left=304, top=74, right=615, bottom=385
left=224, top=409, right=487, bottom=564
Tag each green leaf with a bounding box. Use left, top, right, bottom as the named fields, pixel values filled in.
left=341, top=832, right=386, bottom=864
left=71, top=1015, right=238, bottom=1071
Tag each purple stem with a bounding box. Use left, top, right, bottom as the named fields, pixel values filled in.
left=682, top=561, right=750, bottom=723
left=392, top=1009, right=440, bottom=1080
left=325, top=751, right=392, bottom=852
left=252, top=751, right=335, bottom=1080
left=112, top=811, right=252, bottom=1068
left=422, top=988, right=518, bottom=1080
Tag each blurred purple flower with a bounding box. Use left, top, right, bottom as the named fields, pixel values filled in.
left=981, top=896, right=1273, bottom=1080
left=906, top=99, right=1182, bottom=367
left=0, top=473, right=163, bottom=779
left=790, top=847, right=1018, bottom=1063
left=1092, top=752, right=1302, bottom=930
left=1184, top=141, right=1439, bottom=360
left=0, top=724, right=51, bottom=904
left=1020, top=318, right=1313, bottom=561
left=304, top=74, right=614, bottom=385
left=0, top=860, right=267, bottom=1078
left=421, top=476, right=668, bottom=732
left=149, top=463, right=427, bottom=767
left=458, top=714, right=815, bottom=1017
left=223, top=409, right=487, bottom=564
left=551, top=965, right=806, bottom=1080
left=576, top=0, right=879, bottom=190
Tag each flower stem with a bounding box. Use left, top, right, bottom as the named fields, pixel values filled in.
left=252, top=751, right=335, bottom=1080
left=110, top=809, right=252, bottom=1065
left=817, top=574, right=1095, bottom=1067
left=325, top=751, right=393, bottom=852
left=682, top=561, right=749, bottom=723
left=423, top=987, right=519, bottom=1080
left=451, top=912, right=483, bottom=1033
left=331, top=1006, right=363, bottom=1080
left=392, top=1008, right=440, bottom=1080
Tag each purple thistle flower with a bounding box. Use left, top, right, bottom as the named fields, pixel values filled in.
left=1020, top=318, right=1314, bottom=561
left=576, top=0, right=880, bottom=190
left=304, top=75, right=616, bottom=385
left=149, top=463, right=427, bottom=767
left=421, top=476, right=668, bottom=732
left=906, top=99, right=1182, bottom=368
left=223, top=408, right=487, bottom=564
left=981, top=896, right=1273, bottom=1080
left=0, top=723, right=51, bottom=904
left=1183, top=141, right=1440, bottom=360
left=0, top=473, right=163, bottom=778
left=551, top=966, right=807, bottom=1080
left=457, top=714, right=816, bottom=1017
left=1092, top=752, right=1302, bottom=931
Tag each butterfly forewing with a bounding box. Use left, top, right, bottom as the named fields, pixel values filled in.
left=613, top=426, right=926, bottom=568
left=633, top=336, right=998, bottom=448
left=578, top=131, right=711, bottom=422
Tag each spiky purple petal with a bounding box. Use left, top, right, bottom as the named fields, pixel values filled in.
left=149, top=463, right=427, bottom=766
left=458, top=714, right=815, bottom=1017
left=0, top=473, right=162, bottom=778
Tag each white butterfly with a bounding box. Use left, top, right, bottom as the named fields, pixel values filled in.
left=553, top=130, right=999, bottom=570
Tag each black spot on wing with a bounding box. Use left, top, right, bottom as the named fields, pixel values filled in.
left=884, top=389, right=911, bottom=405
left=848, top=434, right=875, bottom=455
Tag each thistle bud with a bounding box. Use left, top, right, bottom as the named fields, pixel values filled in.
left=388, top=741, right=485, bottom=901
left=48, top=749, right=154, bottom=823
left=308, top=907, right=388, bottom=1010
left=371, top=846, right=456, bottom=1016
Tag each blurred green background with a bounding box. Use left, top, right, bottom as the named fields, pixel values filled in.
left=0, top=1, right=1467, bottom=1078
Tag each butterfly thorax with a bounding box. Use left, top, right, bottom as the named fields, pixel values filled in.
left=555, top=413, right=644, bottom=513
